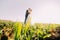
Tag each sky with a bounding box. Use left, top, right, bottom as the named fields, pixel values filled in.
left=0, top=0, right=60, bottom=24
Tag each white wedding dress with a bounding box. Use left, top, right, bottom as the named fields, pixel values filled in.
left=26, top=14, right=31, bottom=24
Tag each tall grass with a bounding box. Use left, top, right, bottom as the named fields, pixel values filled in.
left=14, top=22, right=22, bottom=40
left=13, top=21, right=59, bottom=40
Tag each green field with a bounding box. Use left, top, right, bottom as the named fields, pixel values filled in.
left=0, top=20, right=60, bottom=40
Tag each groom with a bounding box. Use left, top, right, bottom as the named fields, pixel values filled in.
left=24, top=8, right=32, bottom=24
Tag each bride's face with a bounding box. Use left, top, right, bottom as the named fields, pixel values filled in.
left=28, top=8, right=32, bottom=14
left=28, top=8, right=32, bottom=11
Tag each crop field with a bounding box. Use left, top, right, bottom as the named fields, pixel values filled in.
left=0, top=20, right=60, bottom=40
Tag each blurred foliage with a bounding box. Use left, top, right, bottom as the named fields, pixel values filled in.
left=13, top=22, right=22, bottom=40
left=0, top=20, right=60, bottom=40
left=0, top=20, right=14, bottom=29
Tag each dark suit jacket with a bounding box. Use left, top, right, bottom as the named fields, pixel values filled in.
left=24, top=10, right=30, bottom=24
